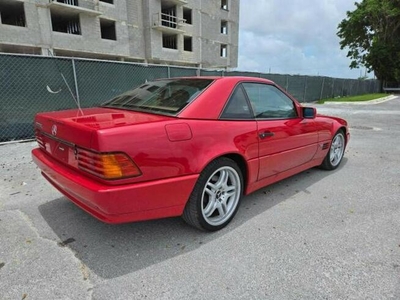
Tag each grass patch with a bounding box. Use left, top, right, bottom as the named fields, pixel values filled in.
left=318, top=93, right=388, bottom=104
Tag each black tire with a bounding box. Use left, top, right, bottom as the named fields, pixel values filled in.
left=320, top=131, right=346, bottom=170
left=182, top=157, right=243, bottom=231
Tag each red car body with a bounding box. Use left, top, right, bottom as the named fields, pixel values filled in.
left=32, top=77, right=349, bottom=227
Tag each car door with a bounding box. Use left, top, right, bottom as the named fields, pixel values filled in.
left=241, top=82, right=318, bottom=180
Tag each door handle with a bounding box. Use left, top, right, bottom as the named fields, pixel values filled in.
left=259, top=131, right=274, bottom=139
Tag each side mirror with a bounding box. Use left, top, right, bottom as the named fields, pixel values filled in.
left=302, top=107, right=316, bottom=119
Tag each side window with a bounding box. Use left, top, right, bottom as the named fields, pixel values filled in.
left=242, top=83, right=297, bottom=119
left=220, top=85, right=252, bottom=119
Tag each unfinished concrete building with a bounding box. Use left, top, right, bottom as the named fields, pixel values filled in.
left=0, top=0, right=239, bottom=68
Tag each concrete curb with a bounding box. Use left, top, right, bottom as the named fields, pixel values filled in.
left=322, top=95, right=398, bottom=105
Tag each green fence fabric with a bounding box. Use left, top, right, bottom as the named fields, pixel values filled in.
left=0, top=53, right=380, bottom=142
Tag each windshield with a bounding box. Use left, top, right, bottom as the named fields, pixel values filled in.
left=101, top=79, right=214, bottom=115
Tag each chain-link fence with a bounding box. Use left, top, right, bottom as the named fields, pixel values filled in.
left=0, top=53, right=381, bottom=142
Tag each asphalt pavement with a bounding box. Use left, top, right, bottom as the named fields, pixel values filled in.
left=1, top=97, right=399, bottom=300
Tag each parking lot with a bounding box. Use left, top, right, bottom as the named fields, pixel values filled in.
left=1, top=97, right=399, bottom=300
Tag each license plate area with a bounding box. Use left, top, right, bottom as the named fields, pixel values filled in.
left=53, top=141, right=70, bottom=163
left=40, top=133, right=78, bottom=167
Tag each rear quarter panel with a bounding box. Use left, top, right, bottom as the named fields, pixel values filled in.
left=92, top=119, right=258, bottom=185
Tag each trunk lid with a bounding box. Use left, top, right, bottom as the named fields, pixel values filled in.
left=35, top=107, right=174, bottom=167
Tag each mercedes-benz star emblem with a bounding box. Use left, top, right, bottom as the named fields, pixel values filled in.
left=51, top=124, right=57, bottom=136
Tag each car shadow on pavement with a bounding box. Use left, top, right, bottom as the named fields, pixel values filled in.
left=39, top=159, right=347, bottom=279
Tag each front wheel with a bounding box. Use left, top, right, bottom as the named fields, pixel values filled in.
left=320, top=131, right=346, bottom=170
left=182, top=158, right=243, bottom=231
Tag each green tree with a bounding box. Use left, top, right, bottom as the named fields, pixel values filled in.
left=337, top=0, right=400, bottom=83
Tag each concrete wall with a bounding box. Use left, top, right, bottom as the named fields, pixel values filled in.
left=0, top=1, right=42, bottom=51
left=199, top=0, right=239, bottom=68
left=0, top=0, right=239, bottom=68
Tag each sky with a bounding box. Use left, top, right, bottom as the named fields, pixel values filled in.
left=237, top=0, right=366, bottom=79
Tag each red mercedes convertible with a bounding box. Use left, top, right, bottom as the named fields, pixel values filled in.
left=32, top=76, right=349, bottom=231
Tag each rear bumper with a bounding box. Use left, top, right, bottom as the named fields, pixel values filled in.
left=32, top=148, right=198, bottom=224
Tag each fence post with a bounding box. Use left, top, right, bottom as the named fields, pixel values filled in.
left=303, top=76, right=307, bottom=102
left=319, top=77, right=325, bottom=100
left=349, top=80, right=353, bottom=95
left=167, top=66, right=171, bottom=78
left=285, top=75, right=289, bottom=91
left=341, top=79, right=345, bottom=97
left=71, top=58, right=80, bottom=107
left=331, top=78, right=335, bottom=98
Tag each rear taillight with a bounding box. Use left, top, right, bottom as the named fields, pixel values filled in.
left=77, top=148, right=141, bottom=179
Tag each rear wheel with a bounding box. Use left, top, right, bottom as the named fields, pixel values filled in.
left=182, top=158, right=243, bottom=231
left=320, top=131, right=345, bottom=170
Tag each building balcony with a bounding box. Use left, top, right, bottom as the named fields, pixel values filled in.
left=47, top=0, right=102, bottom=17
left=162, top=0, right=188, bottom=5
left=152, top=12, right=186, bottom=34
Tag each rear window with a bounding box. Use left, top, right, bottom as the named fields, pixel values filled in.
left=102, top=79, right=213, bottom=115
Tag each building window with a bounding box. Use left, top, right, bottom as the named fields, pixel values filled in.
left=51, top=10, right=81, bottom=35
left=99, top=0, right=114, bottom=4
left=183, top=7, right=192, bottom=25
left=221, top=0, right=228, bottom=10
left=0, top=1, right=26, bottom=27
left=56, top=0, right=79, bottom=6
left=221, top=20, right=228, bottom=34
left=184, top=36, right=192, bottom=52
left=161, top=4, right=177, bottom=28
left=163, top=33, right=177, bottom=49
left=220, top=44, right=227, bottom=57
left=100, top=19, right=116, bottom=40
